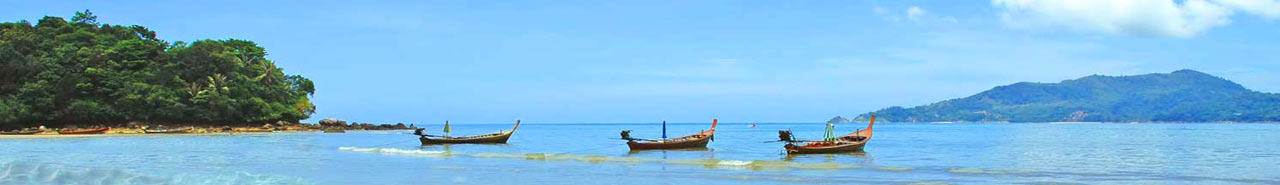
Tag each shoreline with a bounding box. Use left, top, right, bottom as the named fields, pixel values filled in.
left=0, top=130, right=311, bottom=139
left=0, top=128, right=415, bottom=139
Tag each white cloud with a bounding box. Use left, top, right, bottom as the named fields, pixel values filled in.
left=1212, top=0, right=1280, bottom=19
left=886, top=6, right=956, bottom=23
left=907, top=6, right=927, bottom=20
left=991, top=0, right=1280, bottom=37
left=992, top=0, right=1239, bottom=38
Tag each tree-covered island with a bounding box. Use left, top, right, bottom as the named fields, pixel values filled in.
left=0, top=10, right=315, bottom=130
left=857, top=70, right=1280, bottom=123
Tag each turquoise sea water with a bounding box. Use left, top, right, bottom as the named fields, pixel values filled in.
left=2, top=122, right=1279, bottom=185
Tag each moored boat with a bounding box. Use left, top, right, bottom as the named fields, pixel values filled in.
left=0, top=129, right=45, bottom=135
left=415, top=120, right=520, bottom=145
left=778, top=115, right=875, bottom=154
left=622, top=119, right=717, bottom=150
left=58, top=128, right=110, bottom=135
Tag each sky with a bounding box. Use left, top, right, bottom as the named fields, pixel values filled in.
left=2, top=0, right=1279, bottom=124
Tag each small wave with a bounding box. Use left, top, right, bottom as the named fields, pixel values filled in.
left=434, top=166, right=467, bottom=170
left=660, top=159, right=852, bottom=171
left=665, top=159, right=722, bottom=166
left=0, top=161, right=309, bottom=185
left=337, top=147, right=451, bottom=156
left=948, top=168, right=1030, bottom=174
left=906, top=181, right=953, bottom=185
left=470, top=152, right=524, bottom=158
left=791, top=162, right=856, bottom=169
left=336, top=148, right=881, bottom=172
left=875, top=166, right=915, bottom=171
left=717, top=160, right=753, bottom=166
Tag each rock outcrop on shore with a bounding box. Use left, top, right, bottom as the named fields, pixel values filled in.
left=319, top=118, right=347, bottom=127
left=315, top=118, right=409, bottom=131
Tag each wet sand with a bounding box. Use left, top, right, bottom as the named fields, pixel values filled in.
left=0, top=127, right=322, bottom=139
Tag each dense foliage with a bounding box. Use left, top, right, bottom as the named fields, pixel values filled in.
left=0, top=11, right=315, bottom=129
left=858, top=70, right=1280, bottom=122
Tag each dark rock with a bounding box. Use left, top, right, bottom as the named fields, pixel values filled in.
left=319, top=118, right=344, bottom=126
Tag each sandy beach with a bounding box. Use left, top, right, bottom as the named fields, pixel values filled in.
left=0, top=127, right=324, bottom=139
left=0, top=131, right=310, bottom=139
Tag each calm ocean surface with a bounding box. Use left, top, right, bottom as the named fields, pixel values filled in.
left=2, top=122, right=1278, bottom=185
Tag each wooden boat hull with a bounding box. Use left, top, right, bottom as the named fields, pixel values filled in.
left=0, top=130, right=44, bottom=135
left=418, top=120, right=520, bottom=145
left=785, top=141, right=866, bottom=154
left=624, top=119, right=718, bottom=150
left=420, top=132, right=513, bottom=144
left=627, top=135, right=712, bottom=150
left=58, top=128, right=109, bottom=135
left=781, top=115, right=876, bottom=155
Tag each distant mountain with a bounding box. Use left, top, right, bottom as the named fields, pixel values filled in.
left=855, top=70, right=1280, bottom=122
left=827, top=116, right=851, bottom=123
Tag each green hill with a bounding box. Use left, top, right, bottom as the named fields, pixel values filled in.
left=0, top=11, right=315, bottom=129
left=857, top=70, right=1280, bottom=123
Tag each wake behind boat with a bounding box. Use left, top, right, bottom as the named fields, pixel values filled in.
left=621, top=119, right=717, bottom=150
left=778, top=115, right=875, bottom=154
left=415, top=120, right=520, bottom=145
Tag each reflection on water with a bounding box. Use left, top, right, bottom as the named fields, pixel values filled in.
left=2, top=123, right=1279, bottom=184
left=625, top=147, right=712, bottom=155
left=782, top=151, right=870, bottom=162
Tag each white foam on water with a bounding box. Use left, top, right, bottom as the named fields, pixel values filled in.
left=338, top=147, right=450, bottom=156
left=717, top=160, right=753, bottom=166
left=333, top=147, right=878, bottom=172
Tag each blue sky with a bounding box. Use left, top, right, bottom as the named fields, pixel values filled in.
left=3, top=0, right=1279, bottom=123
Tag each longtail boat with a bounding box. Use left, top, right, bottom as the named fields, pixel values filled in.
left=778, top=115, right=875, bottom=154
left=0, top=130, right=44, bottom=135
left=143, top=128, right=191, bottom=134
left=58, top=128, right=110, bottom=135
left=621, top=119, right=717, bottom=150
left=415, top=120, right=520, bottom=145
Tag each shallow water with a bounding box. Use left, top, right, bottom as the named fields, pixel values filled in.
left=2, top=123, right=1278, bottom=184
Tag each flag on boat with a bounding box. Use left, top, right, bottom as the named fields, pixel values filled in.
left=443, top=120, right=451, bottom=134
left=823, top=120, right=836, bottom=141
left=661, top=120, right=667, bottom=139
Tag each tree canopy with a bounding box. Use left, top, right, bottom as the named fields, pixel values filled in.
left=0, top=10, right=315, bottom=129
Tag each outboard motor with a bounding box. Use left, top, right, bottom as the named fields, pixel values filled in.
left=413, top=128, right=425, bottom=136
left=620, top=130, right=633, bottom=140
left=778, top=130, right=794, bottom=142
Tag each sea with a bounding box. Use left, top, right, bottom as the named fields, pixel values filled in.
left=1, top=122, right=1278, bottom=185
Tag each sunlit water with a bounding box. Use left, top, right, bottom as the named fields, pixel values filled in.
left=2, top=123, right=1278, bottom=184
